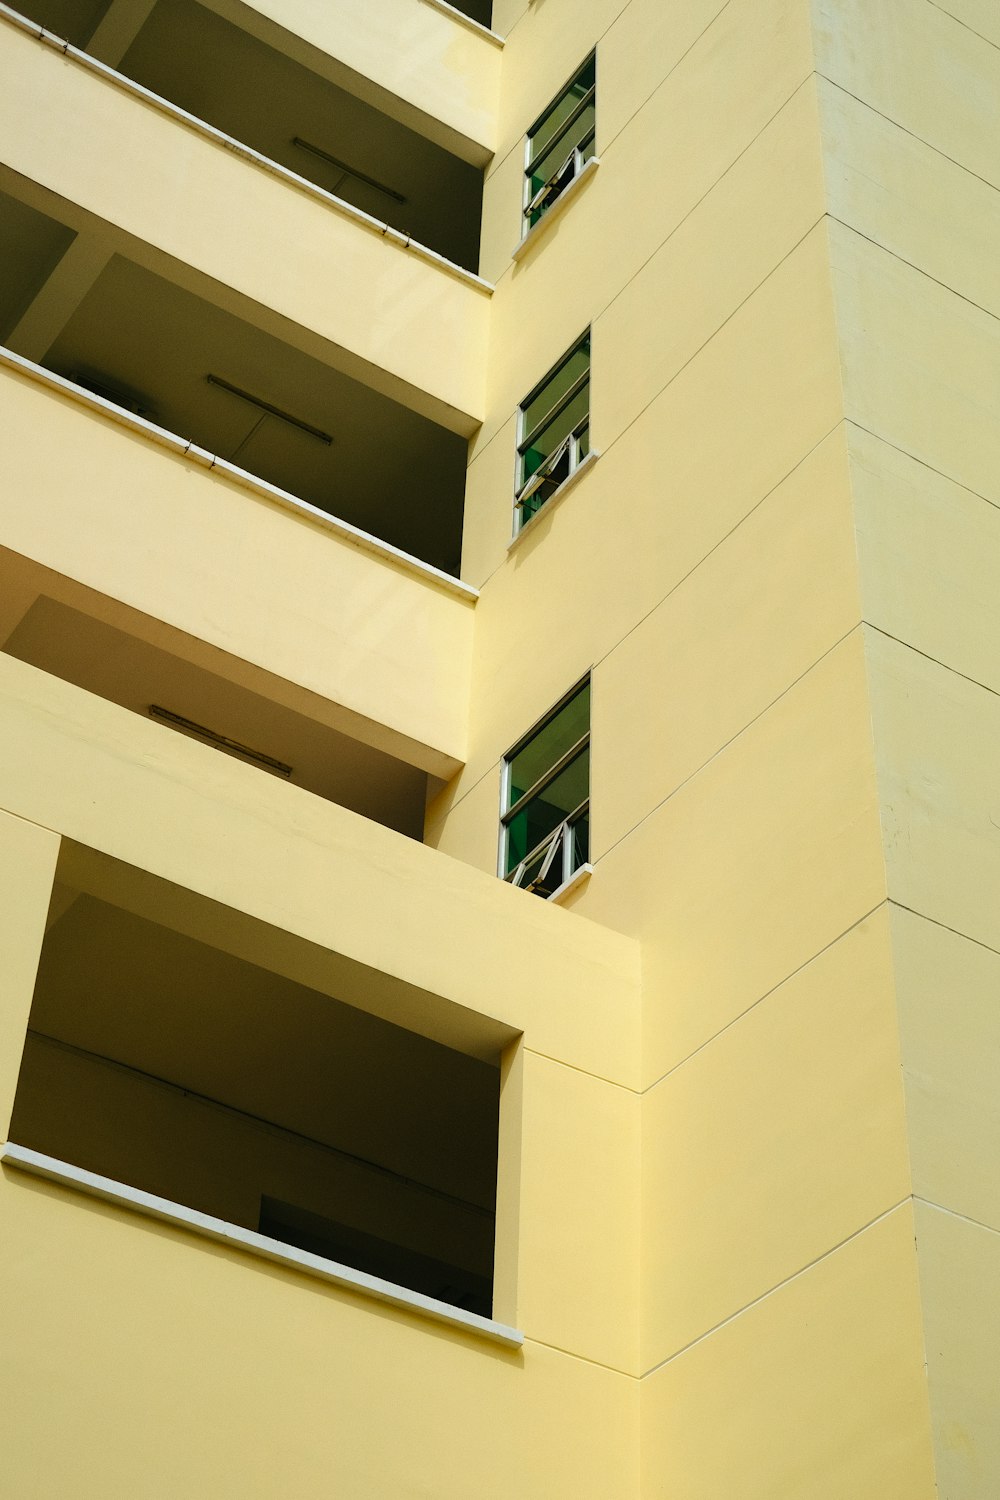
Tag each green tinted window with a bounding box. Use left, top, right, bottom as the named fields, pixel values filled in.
left=516, top=336, right=591, bottom=523
left=521, top=341, right=590, bottom=443
left=508, top=680, right=589, bottom=804
left=502, top=680, right=591, bottom=893
left=528, top=58, right=596, bottom=165
left=524, top=56, right=596, bottom=229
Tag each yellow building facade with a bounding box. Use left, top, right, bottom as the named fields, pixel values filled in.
left=0, top=0, right=997, bottom=1493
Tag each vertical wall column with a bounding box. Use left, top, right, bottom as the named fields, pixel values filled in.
left=0, top=809, right=59, bottom=1137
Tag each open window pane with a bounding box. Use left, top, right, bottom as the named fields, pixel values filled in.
left=504, top=745, right=588, bottom=873
left=502, top=677, right=591, bottom=897
left=528, top=58, right=596, bottom=167
left=527, top=100, right=595, bottom=205
left=511, top=841, right=556, bottom=893
left=508, top=680, right=590, bottom=803
left=524, top=57, right=597, bottom=230
left=521, top=384, right=589, bottom=483
left=570, top=807, right=590, bottom=868
left=521, top=340, right=590, bottom=442
left=515, top=336, right=591, bottom=531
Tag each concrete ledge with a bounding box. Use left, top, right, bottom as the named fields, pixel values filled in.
left=0, top=4, right=493, bottom=295
left=1, top=1143, right=524, bottom=1348
left=508, top=451, right=601, bottom=550
left=512, top=157, right=601, bottom=264
left=0, top=655, right=643, bottom=1083
left=0, top=346, right=478, bottom=603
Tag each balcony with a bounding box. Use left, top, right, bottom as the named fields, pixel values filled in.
left=19, top=0, right=500, bottom=166
left=0, top=11, right=490, bottom=435
left=0, top=355, right=477, bottom=834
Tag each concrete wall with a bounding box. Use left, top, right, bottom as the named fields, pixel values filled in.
left=431, top=0, right=995, bottom=1491
left=818, top=3, right=1000, bottom=1491
left=0, top=0, right=995, bottom=1493
left=0, top=653, right=641, bottom=1496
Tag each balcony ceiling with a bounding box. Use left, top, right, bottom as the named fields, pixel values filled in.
left=1, top=590, right=429, bottom=834
left=34, top=251, right=468, bottom=572
left=16, top=0, right=483, bottom=271
left=29, top=891, right=500, bottom=1208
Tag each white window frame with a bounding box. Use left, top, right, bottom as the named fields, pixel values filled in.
left=499, top=679, right=591, bottom=898
left=522, top=55, right=597, bottom=232
left=514, top=334, right=591, bottom=533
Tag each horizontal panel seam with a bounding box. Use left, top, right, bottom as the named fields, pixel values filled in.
left=913, top=1196, right=1000, bottom=1239
left=525, top=1045, right=641, bottom=1095
left=640, top=1196, right=911, bottom=1379
left=641, top=899, right=890, bottom=1095
left=829, top=215, right=1000, bottom=325
left=524, top=1334, right=639, bottom=1380
left=845, top=419, right=1000, bottom=515
left=593, top=617, right=864, bottom=865
left=816, top=70, right=1000, bottom=196
left=888, top=899, right=1000, bottom=963
left=923, top=0, right=1000, bottom=53
left=864, top=623, right=1000, bottom=704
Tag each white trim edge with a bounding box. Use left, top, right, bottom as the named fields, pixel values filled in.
left=512, top=157, right=601, bottom=263
left=1, top=1144, right=523, bottom=1348
left=549, top=863, right=593, bottom=904
left=0, top=347, right=479, bottom=602
left=508, top=450, right=600, bottom=551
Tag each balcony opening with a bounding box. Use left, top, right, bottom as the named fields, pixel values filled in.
left=0, top=193, right=468, bottom=575
left=10, top=885, right=502, bottom=1318
left=12, top=0, right=484, bottom=272
left=0, top=575, right=432, bottom=834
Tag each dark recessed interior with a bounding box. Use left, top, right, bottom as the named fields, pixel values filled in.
left=17, top=0, right=484, bottom=271
left=0, top=189, right=468, bottom=575
left=11, top=892, right=501, bottom=1316
left=0, top=592, right=430, bottom=836
left=451, top=0, right=493, bottom=25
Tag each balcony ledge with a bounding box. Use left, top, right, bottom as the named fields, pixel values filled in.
left=0, top=346, right=479, bottom=602
left=1, top=1143, right=524, bottom=1349
left=0, top=2, right=494, bottom=296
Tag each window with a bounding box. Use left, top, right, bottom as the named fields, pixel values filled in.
left=501, top=678, right=590, bottom=897
left=524, top=56, right=596, bottom=231
left=515, top=333, right=590, bottom=530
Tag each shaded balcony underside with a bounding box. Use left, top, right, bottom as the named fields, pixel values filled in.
left=10, top=0, right=484, bottom=270
left=0, top=191, right=468, bottom=574
left=11, top=886, right=500, bottom=1314
left=0, top=587, right=430, bottom=836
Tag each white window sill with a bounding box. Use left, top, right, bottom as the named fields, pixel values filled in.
left=549, top=864, right=593, bottom=904
left=508, top=450, right=600, bottom=552
left=0, top=1143, right=523, bottom=1349
left=512, top=156, right=601, bottom=263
